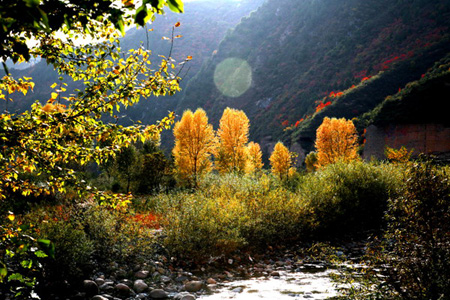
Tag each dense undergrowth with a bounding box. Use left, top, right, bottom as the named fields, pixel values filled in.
left=331, top=161, right=450, bottom=300
left=3, top=160, right=449, bottom=300
left=146, top=161, right=404, bottom=261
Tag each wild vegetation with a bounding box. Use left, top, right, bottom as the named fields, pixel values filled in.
left=1, top=0, right=449, bottom=300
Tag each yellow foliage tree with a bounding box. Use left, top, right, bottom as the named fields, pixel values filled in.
left=215, top=107, right=250, bottom=173
left=315, top=117, right=359, bottom=167
left=173, top=108, right=215, bottom=187
left=245, top=141, right=263, bottom=174
left=304, top=151, right=318, bottom=172
left=269, top=142, right=294, bottom=180
left=385, top=146, right=414, bottom=163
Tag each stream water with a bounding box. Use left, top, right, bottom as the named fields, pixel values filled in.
left=199, top=269, right=339, bottom=300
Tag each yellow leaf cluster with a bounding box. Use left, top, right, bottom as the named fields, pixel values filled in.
left=385, top=146, right=413, bottom=163
left=215, top=108, right=250, bottom=174
left=315, top=117, right=359, bottom=168
left=173, top=108, right=215, bottom=186
left=41, top=103, right=67, bottom=113
left=0, top=76, right=34, bottom=100
left=1, top=21, right=181, bottom=201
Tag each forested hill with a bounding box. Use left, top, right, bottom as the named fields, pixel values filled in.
left=177, top=0, right=450, bottom=154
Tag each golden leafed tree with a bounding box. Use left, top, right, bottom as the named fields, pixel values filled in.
left=215, top=107, right=250, bottom=173
left=173, top=108, right=215, bottom=186
left=245, top=141, right=264, bottom=174
left=269, top=142, right=294, bottom=180
left=385, top=146, right=414, bottom=163
left=315, top=117, right=359, bottom=167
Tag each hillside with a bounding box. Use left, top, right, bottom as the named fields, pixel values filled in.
left=3, top=0, right=450, bottom=157
left=1, top=0, right=265, bottom=119
left=360, top=52, right=450, bottom=127
left=177, top=0, right=450, bottom=154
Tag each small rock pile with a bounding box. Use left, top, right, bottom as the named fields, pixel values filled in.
left=76, top=268, right=205, bottom=300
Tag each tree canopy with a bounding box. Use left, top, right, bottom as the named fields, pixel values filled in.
left=0, top=0, right=188, bottom=204
left=0, top=0, right=184, bottom=64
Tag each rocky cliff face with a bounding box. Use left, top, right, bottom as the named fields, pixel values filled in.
left=364, top=124, right=450, bottom=160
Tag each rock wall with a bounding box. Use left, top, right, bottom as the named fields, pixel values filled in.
left=364, top=123, right=450, bottom=160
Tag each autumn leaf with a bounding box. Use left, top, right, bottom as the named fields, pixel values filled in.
left=174, top=21, right=181, bottom=27
left=122, top=0, right=134, bottom=7
left=7, top=213, right=15, bottom=221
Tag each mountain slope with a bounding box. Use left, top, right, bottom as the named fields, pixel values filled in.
left=177, top=0, right=450, bottom=153
left=1, top=0, right=265, bottom=119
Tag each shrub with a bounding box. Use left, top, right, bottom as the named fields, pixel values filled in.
left=155, top=163, right=405, bottom=261
left=304, top=151, right=318, bottom=172
left=37, top=217, right=95, bottom=281
left=0, top=214, right=54, bottom=300
left=332, top=162, right=450, bottom=300
left=155, top=173, right=308, bottom=260
left=24, top=202, right=159, bottom=285
left=384, top=145, right=413, bottom=163
left=382, top=162, right=450, bottom=299
left=298, top=161, right=404, bottom=237
left=156, top=192, right=247, bottom=261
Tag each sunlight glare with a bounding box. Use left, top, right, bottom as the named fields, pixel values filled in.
left=214, top=57, right=252, bottom=98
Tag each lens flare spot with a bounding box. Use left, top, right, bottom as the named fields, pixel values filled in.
left=214, top=58, right=252, bottom=98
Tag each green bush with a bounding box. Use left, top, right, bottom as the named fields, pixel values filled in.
left=37, top=217, right=95, bottom=281
left=0, top=215, right=55, bottom=300
left=382, top=162, right=450, bottom=299
left=154, top=189, right=248, bottom=261
left=153, top=163, right=405, bottom=260
left=332, top=162, right=450, bottom=300
left=298, top=161, right=404, bottom=237
left=25, top=202, right=158, bottom=283
left=154, top=172, right=308, bottom=260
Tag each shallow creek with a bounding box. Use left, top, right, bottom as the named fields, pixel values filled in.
left=199, top=268, right=339, bottom=300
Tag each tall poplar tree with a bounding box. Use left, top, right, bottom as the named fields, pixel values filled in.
left=215, top=107, right=250, bottom=173
left=172, top=108, right=215, bottom=187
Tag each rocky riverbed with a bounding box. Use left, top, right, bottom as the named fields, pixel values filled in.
left=77, top=261, right=337, bottom=300
left=68, top=241, right=366, bottom=300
